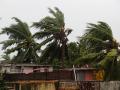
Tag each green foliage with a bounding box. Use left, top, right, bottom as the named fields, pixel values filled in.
left=74, top=52, right=105, bottom=66
left=99, top=49, right=117, bottom=66
left=77, top=21, right=120, bottom=80
left=1, top=54, right=10, bottom=61
left=39, top=41, right=61, bottom=64
left=32, top=7, right=72, bottom=66
left=79, top=21, right=113, bottom=54
left=98, top=49, right=119, bottom=80
left=107, top=49, right=117, bottom=57
left=0, top=17, right=39, bottom=63
left=0, top=54, right=11, bottom=64
left=67, top=42, right=80, bottom=66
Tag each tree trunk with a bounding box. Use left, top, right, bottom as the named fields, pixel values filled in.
left=60, top=27, right=66, bottom=68
left=61, top=42, right=65, bottom=67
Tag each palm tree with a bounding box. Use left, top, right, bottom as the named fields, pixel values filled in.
left=80, top=21, right=114, bottom=54
left=0, top=17, right=39, bottom=63
left=32, top=7, right=72, bottom=66
left=76, top=21, right=120, bottom=80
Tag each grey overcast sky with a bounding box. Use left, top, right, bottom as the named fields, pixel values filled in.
left=0, top=0, right=120, bottom=57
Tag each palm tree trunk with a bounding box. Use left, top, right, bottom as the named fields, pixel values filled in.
left=61, top=42, right=65, bottom=67
left=60, top=27, right=66, bottom=67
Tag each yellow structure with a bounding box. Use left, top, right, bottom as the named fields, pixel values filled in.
left=7, top=80, right=57, bottom=90
left=95, top=70, right=104, bottom=80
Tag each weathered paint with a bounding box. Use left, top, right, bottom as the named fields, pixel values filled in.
left=7, top=81, right=120, bottom=90
left=59, top=82, right=79, bottom=90
left=85, top=71, right=93, bottom=80
left=23, top=67, right=33, bottom=74
left=76, top=71, right=94, bottom=81
left=7, top=81, right=56, bottom=90
left=76, top=71, right=85, bottom=80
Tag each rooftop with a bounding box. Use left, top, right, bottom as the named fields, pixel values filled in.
left=0, top=63, right=52, bottom=67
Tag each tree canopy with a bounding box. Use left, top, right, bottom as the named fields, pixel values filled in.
left=32, top=7, right=72, bottom=66
left=0, top=17, right=39, bottom=63
left=76, top=21, right=120, bottom=80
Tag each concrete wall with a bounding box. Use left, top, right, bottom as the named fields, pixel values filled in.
left=6, top=81, right=120, bottom=90
left=59, top=81, right=120, bottom=90
left=59, top=81, right=79, bottom=90
left=100, top=81, right=120, bottom=90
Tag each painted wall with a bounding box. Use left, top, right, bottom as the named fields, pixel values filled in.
left=23, top=67, right=33, bottom=74
left=76, top=71, right=94, bottom=81
left=76, top=71, right=85, bottom=81
left=1, top=65, right=53, bottom=74
left=21, top=83, right=55, bottom=90
left=85, top=71, right=93, bottom=80
left=7, top=81, right=120, bottom=90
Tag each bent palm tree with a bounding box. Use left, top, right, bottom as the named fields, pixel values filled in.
left=80, top=21, right=114, bottom=54
left=76, top=21, right=120, bottom=80
left=0, top=17, right=39, bottom=63
left=33, top=7, right=72, bottom=66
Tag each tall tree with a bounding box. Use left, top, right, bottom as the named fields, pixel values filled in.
left=32, top=7, right=72, bottom=66
left=76, top=21, right=120, bottom=80
left=0, top=17, right=39, bottom=63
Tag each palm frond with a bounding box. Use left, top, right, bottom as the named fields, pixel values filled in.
left=87, top=22, right=113, bottom=40
left=65, top=28, right=72, bottom=36
left=5, top=46, right=21, bottom=54
left=12, top=17, right=32, bottom=37
left=33, top=31, right=52, bottom=39
left=98, top=49, right=117, bottom=67
left=40, top=41, right=60, bottom=63
left=0, top=40, right=18, bottom=50
left=32, top=7, right=70, bottom=65
left=35, top=36, right=54, bottom=50
left=74, top=52, right=101, bottom=65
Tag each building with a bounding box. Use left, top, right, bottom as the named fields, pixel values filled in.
left=0, top=64, right=53, bottom=74
left=0, top=64, right=103, bottom=90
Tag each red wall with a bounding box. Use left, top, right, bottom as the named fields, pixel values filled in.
left=85, top=71, right=93, bottom=80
